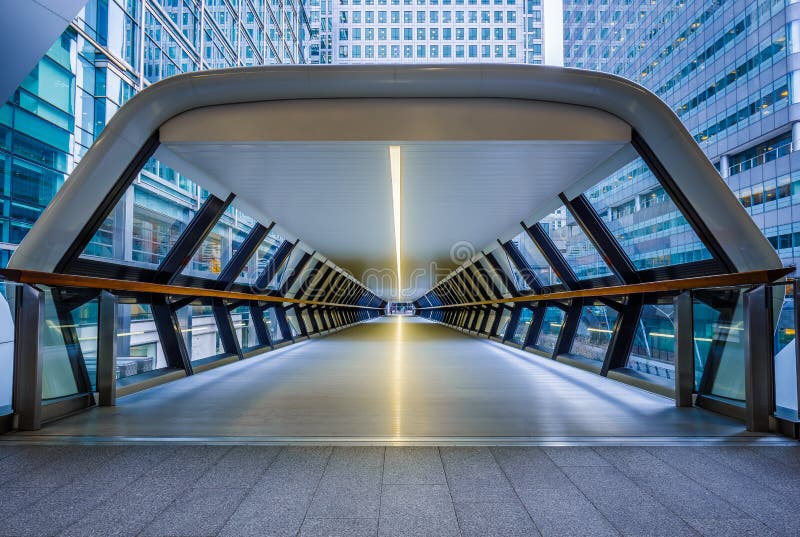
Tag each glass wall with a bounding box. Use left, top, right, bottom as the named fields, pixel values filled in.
left=511, top=231, right=560, bottom=285
left=231, top=305, right=261, bottom=350
left=115, top=302, right=167, bottom=380
left=534, top=306, right=564, bottom=354
left=629, top=304, right=676, bottom=380
left=693, top=290, right=746, bottom=401
left=264, top=307, right=285, bottom=343
left=82, top=157, right=201, bottom=269
left=774, top=286, right=797, bottom=413
left=0, top=283, right=16, bottom=413
left=177, top=303, right=225, bottom=361
left=508, top=307, right=533, bottom=344
left=182, top=208, right=256, bottom=280
left=539, top=207, right=616, bottom=281
left=583, top=155, right=712, bottom=270
left=570, top=304, right=619, bottom=362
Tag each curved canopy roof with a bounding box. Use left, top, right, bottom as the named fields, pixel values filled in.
left=9, top=65, right=781, bottom=299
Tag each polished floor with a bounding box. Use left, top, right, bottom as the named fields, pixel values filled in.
left=1, top=444, right=799, bottom=536
left=5, top=317, right=777, bottom=443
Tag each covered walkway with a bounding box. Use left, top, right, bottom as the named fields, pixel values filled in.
left=7, top=317, right=768, bottom=443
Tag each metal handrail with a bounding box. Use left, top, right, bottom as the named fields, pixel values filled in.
left=0, top=268, right=383, bottom=309
left=418, top=267, right=794, bottom=308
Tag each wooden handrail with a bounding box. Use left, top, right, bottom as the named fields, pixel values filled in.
left=419, top=267, right=794, bottom=309
left=0, top=269, right=383, bottom=310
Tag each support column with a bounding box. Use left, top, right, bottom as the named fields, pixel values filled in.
left=12, top=284, right=44, bottom=430
left=96, top=291, right=118, bottom=406
left=673, top=291, right=695, bottom=407
left=744, top=285, right=774, bottom=432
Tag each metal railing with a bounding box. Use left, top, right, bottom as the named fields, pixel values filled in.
left=419, top=268, right=800, bottom=437
left=0, top=270, right=383, bottom=432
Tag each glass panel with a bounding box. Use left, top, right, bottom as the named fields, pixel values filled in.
left=116, top=303, right=167, bottom=381
left=483, top=310, right=496, bottom=333
left=42, top=289, right=79, bottom=400
left=478, top=257, right=511, bottom=298
left=511, top=231, right=560, bottom=285
left=237, top=230, right=285, bottom=287
left=539, top=207, right=617, bottom=281
left=583, top=155, right=712, bottom=269
left=774, top=284, right=797, bottom=413
left=535, top=306, right=564, bottom=354
left=182, top=208, right=256, bottom=280
left=263, top=306, right=285, bottom=343
left=495, top=309, right=512, bottom=337
left=268, top=247, right=306, bottom=291
left=81, top=157, right=200, bottom=269
left=177, top=304, right=225, bottom=361
left=570, top=305, right=619, bottom=361
left=231, top=305, right=261, bottom=350
left=0, top=282, right=17, bottom=413
left=491, top=249, right=530, bottom=291
left=72, top=297, right=99, bottom=391
left=284, top=308, right=301, bottom=337
left=629, top=304, right=676, bottom=381
left=509, top=307, right=533, bottom=344
left=693, top=290, right=746, bottom=401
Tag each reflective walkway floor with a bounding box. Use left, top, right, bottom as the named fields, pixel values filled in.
left=3, top=317, right=785, bottom=443
left=1, top=444, right=799, bottom=536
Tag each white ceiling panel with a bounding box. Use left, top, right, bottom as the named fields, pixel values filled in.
left=163, top=140, right=625, bottom=300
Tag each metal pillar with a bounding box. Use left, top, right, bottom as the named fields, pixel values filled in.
left=673, top=291, right=694, bottom=407
left=744, top=285, right=774, bottom=432
left=12, top=284, right=44, bottom=430
left=96, top=291, right=118, bottom=406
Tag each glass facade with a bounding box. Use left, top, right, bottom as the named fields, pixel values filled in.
left=563, top=0, right=799, bottom=273
left=325, top=0, right=551, bottom=64
left=1, top=0, right=312, bottom=268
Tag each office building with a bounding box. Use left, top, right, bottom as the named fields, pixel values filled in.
left=563, top=0, right=800, bottom=271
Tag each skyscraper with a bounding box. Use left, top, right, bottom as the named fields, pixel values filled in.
left=563, top=0, right=799, bottom=272
left=1, top=0, right=312, bottom=268
left=326, top=0, right=563, bottom=64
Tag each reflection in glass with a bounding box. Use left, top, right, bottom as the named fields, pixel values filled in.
left=539, top=206, right=616, bottom=281
left=570, top=305, right=619, bottom=361
left=115, top=303, right=167, bottom=381
left=535, top=306, right=564, bottom=354
left=0, top=283, right=16, bottom=413
left=511, top=231, right=560, bottom=285
left=231, top=305, right=261, bottom=350
left=177, top=304, right=225, bottom=361
left=236, top=231, right=285, bottom=286
left=583, top=156, right=712, bottom=269
left=264, top=307, right=285, bottom=343
left=774, top=285, right=797, bottom=412
left=491, top=249, right=530, bottom=291
left=285, top=308, right=301, bottom=337
left=496, top=309, right=512, bottom=337
left=82, top=157, right=200, bottom=269
left=182, top=208, right=255, bottom=279
left=630, top=304, right=676, bottom=380
left=693, top=290, right=745, bottom=401
left=42, top=289, right=80, bottom=399
left=509, top=308, right=533, bottom=344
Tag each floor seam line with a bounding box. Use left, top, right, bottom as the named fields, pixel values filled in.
left=644, top=446, right=787, bottom=533
left=214, top=445, right=287, bottom=537
left=489, top=446, right=544, bottom=537
left=295, top=446, right=335, bottom=537
left=376, top=446, right=386, bottom=537
left=548, top=449, right=625, bottom=536
left=438, top=446, right=465, bottom=537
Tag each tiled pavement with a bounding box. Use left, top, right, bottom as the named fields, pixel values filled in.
left=0, top=445, right=798, bottom=536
